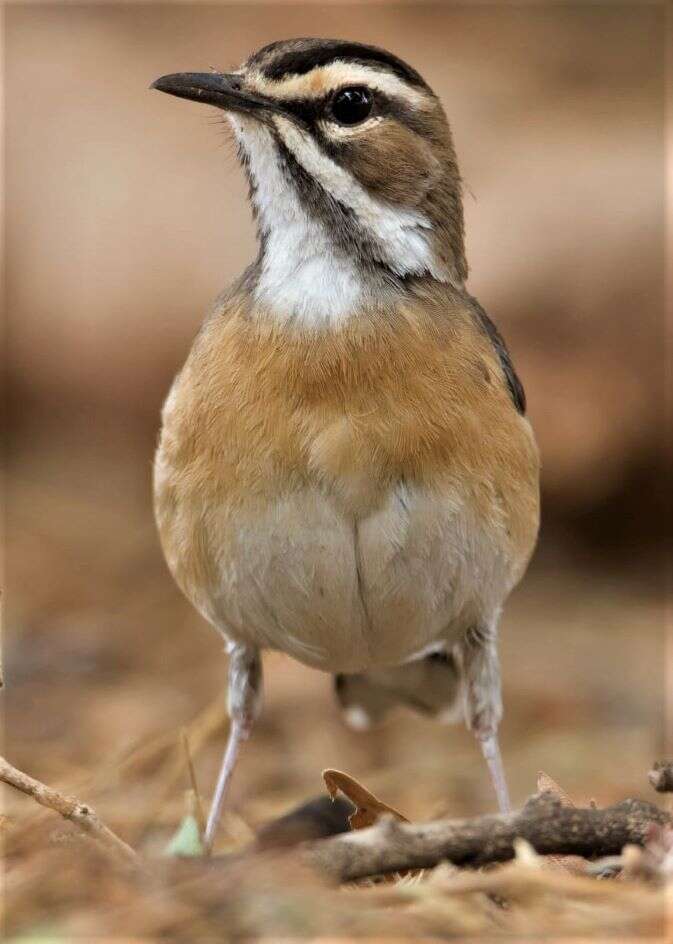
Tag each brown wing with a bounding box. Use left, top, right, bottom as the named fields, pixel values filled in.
left=467, top=293, right=526, bottom=414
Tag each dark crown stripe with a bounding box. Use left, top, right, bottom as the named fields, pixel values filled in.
left=256, top=39, right=429, bottom=89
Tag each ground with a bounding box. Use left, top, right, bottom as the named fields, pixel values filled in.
left=3, top=419, right=667, bottom=938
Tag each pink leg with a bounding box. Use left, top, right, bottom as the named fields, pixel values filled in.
left=480, top=731, right=511, bottom=814
left=204, top=645, right=262, bottom=852
left=458, top=623, right=511, bottom=814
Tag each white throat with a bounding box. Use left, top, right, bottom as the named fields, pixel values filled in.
left=231, top=118, right=445, bottom=329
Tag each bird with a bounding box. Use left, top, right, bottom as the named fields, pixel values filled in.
left=151, top=37, right=540, bottom=850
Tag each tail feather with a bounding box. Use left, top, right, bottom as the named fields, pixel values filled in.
left=334, top=651, right=463, bottom=730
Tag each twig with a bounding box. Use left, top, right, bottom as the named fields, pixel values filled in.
left=648, top=762, right=673, bottom=793
left=304, top=791, right=670, bottom=883
left=0, top=754, right=139, bottom=870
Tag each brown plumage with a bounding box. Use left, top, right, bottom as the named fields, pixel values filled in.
left=151, top=38, right=540, bottom=849
left=156, top=289, right=538, bottom=646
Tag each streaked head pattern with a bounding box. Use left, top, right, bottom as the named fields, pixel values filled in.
left=153, top=39, right=467, bottom=324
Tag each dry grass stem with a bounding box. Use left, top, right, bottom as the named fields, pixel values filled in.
left=181, top=729, right=206, bottom=838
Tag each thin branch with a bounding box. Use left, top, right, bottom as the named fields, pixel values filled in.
left=0, top=754, right=140, bottom=870
left=649, top=762, right=673, bottom=793
left=304, top=791, right=671, bottom=883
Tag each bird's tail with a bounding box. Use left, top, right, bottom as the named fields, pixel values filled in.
left=334, top=650, right=463, bottom=731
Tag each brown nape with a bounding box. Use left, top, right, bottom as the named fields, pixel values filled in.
left=415, top=105, right=468, bottom=285
left=427, top=130, right=468, bottom=285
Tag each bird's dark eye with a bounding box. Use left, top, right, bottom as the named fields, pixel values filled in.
left=330, top=87, right=373, bottom=126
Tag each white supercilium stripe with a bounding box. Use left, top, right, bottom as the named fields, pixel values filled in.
left=248, top=62, right=432, bottom=111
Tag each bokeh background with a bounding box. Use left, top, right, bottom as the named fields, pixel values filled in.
left=4, top=3, right=668, bottom=930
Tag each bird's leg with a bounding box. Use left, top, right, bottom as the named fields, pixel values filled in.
left=204, top=644, right=262, bottom=852
left=457, top=622, right=510, bottom=813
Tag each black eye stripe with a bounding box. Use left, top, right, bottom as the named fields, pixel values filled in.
left=281, top=97, right=323, bottom=124
left=277, top=91, right=427, bottom=136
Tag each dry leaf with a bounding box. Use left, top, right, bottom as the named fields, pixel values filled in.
left=537, top=771, right=576, bottom=808
left=536, top=771, right=587, bottom=875
left=322, top=769, right=408, bottom=829
left=322, top=770, right=420, bottom=885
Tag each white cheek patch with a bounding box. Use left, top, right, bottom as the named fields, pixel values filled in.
left=272, top=115, right=447, bottom=282
left=231, top=116, right=365, bottom=327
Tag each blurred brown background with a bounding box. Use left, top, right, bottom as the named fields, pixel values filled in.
left=4, top=1, right=667, bottom=896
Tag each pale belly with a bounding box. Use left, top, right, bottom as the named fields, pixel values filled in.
left=184, top=481, right=517, bottom=674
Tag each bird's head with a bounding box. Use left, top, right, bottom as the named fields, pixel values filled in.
left=153, top=39, right=467, bottom=322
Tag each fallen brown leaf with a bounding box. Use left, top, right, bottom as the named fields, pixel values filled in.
left=322, top=769, right=408, bottom=829
left=536, top=771, right=587, bottom=875
left=537, top=771, right=576, bottom=808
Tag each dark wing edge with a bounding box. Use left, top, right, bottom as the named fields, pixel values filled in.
left=467, top=294, right=526, bottom=415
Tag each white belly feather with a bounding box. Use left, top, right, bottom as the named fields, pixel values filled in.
left=203, top=481, right=513, bottom=674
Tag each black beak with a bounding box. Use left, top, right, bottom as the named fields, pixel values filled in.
left=150, top=72, right=276, bottom=116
